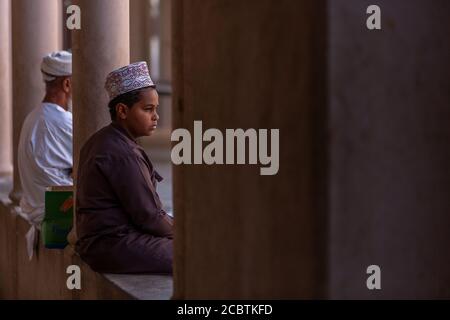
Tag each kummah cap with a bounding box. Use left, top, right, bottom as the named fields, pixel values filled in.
left=41, top=51, right=72, bottom=82
left=105, top=61, right=155, bottom=101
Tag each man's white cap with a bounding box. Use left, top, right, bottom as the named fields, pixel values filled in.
left=41, top=50, right=72, bottom=82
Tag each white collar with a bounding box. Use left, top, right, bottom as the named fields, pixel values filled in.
left=42, top=102, right=67, bottom=113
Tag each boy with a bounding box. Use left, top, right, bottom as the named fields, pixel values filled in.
left=76, top=62, right=173, bottom=274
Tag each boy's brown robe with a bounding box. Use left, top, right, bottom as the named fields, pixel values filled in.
left=75, top=122, right=173, bottom=274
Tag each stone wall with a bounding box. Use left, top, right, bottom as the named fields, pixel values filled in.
left=0, top=200, right=131, bottom=299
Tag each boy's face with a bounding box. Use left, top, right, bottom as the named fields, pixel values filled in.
left=123, top=88, right=160, bottom=138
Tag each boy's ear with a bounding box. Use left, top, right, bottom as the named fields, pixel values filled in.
left=116, top=103, right=128, bottom=120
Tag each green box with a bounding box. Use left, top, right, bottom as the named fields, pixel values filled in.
left=42, top=186, right=74, bottom=249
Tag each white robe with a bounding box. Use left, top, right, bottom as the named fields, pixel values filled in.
left=18, top=102, right=73, bottom=259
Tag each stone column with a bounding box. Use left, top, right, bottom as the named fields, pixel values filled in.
left=70, top=0, right=130, bottom=241
left=329, top=0, right=450, bottom=299
left=160, top=0, right=171, bottom=83
left=130, top=0, right=150, bottom=63
left=0, top=0, right=12, bottom=179
left=159, top=0, right=172, bottom=129
left=9, top=0, right=62, bottom=203
left=172, top=0, right=327, bottom=299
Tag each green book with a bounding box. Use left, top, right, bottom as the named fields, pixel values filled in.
left=42, top=186, right=74, bottom=249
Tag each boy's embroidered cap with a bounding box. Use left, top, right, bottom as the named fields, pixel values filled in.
left=105, top=61, right=154, bottom=101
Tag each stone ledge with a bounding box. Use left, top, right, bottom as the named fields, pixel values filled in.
left=103, top=273, right=173, bottom=300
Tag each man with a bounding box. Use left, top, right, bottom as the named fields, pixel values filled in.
left=76, top=62, right=173, bottom=274
left=18, top=51, right=73, bottom=260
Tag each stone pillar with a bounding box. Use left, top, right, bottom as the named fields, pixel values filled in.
left=329, top=0, right=450, bottom=299
left=9, top=0, right=62, bottom=203
left=159, top=0, right=172, bottom=129
left=130, top=0, right=150, bottom=63
left=172, top=0, right=327, bottom=299
left=160, top=0, right=171, bottom=83
left=70, top=0, right=130, bottom=241
left=0, top=0, right=12, bottom=178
